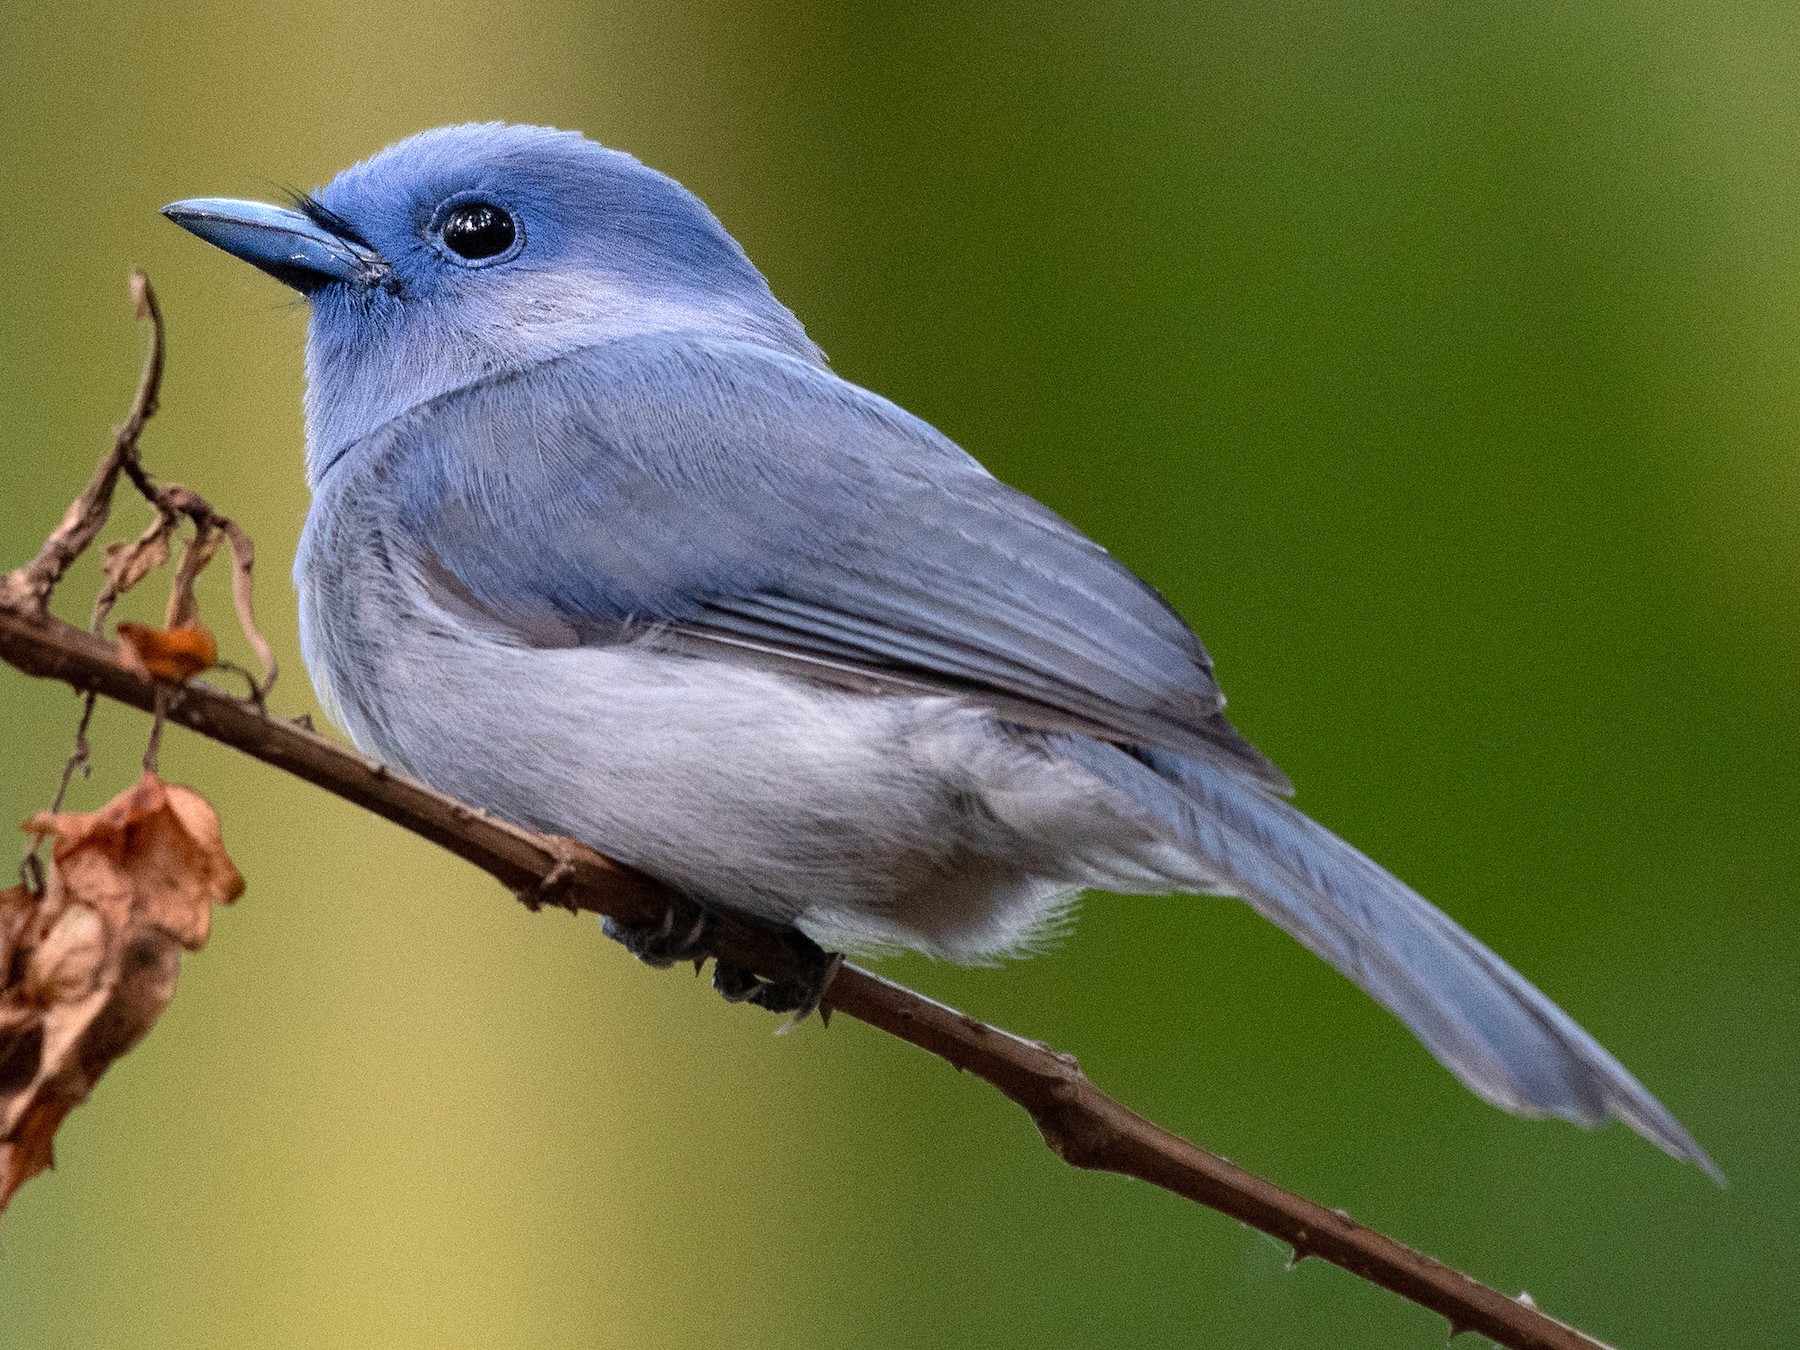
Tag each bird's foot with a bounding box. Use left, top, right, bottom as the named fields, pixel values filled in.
left=602, top=899, right=715, bottom=970
left=713, top=928, right=845, bottom=1026
left=604, top=899, right=843, bottom=1026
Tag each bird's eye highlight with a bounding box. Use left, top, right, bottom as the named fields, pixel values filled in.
left=437, top=201, right=519, bottom=262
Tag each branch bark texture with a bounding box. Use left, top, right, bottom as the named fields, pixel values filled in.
left=0, top=602, right=1614, bottom=1350
left=0, top=277, right=1618, bottom=1350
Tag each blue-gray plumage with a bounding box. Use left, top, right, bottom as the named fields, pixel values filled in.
left=161, top=123, right=1716, bottom=1178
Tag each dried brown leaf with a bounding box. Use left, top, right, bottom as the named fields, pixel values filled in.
left=92, top=518, right=176, bottom=633
left=22, top=905, right=107, bottom=1006
left=0, top=885, right=34, bottom=976
left=0, top=774, right=243, bottom=1213
left=101, top=529, right=172, bottom=599
left=164, top=522, right=222, bottom=631
left=116, top=621, right=218, bottom=684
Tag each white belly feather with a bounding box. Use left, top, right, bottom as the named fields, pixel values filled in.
left=298, top=516, right=1196, bottom=961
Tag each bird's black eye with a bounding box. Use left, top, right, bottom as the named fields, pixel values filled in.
left=439, top=202, right=517, bottom=261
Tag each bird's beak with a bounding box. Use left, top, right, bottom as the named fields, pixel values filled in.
left=159, top=197, right=387, bottom=293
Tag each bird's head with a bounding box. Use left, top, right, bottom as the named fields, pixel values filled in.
left=163, top=123, right=817, bottom=480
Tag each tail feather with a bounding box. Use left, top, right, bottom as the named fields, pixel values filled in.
left=1057, top=736, right=1719, bottom=1180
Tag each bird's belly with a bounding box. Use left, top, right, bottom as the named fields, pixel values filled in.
left=299, top=568, right=1159, bottom=958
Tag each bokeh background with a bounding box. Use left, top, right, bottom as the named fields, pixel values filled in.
left=2, top=2, right=1795, bottom=1346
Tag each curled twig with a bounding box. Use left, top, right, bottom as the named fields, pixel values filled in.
left=0, top=274, right=279, bottom=704
left=0, top=271, right=167, bottom=616
left=17, top=688, right=102, bottom=896
left=140, top=490, right=277, bottom=701
left=49, top=694, right=100, bottom=816
left=164, top=515, right=223, bottom=631
left=220, top=519, right=278, bottom=698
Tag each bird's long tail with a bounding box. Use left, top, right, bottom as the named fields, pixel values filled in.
left=1055, top=736, right=1719, bottom=1179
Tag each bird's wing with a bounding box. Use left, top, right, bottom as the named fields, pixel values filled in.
left=368, top=334, right=1290, bottom=793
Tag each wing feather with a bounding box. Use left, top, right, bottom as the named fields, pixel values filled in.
left=374, top=334, right=1290, bottom=792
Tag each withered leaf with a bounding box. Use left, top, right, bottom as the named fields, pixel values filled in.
left=116, top=621, right=218, bottom=684
left=100, top=527, right=172, bottom=605
left=164, top=524, right=223, bottom=632
left=1, top=774, right=243, bottom=1214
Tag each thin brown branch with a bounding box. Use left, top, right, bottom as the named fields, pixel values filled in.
left=0, top=273, right=165, bottom=617
left=218, top=518, right=279, bottom=698
left=0, top=275, right=1620, bottom=1350
left=0, top=601, right=1614, bottom=1350
left=124, top=482, right=279, bottom=702
left=0, top=274, right=279, bottom=701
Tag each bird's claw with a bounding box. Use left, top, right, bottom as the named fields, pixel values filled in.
left=712, top=933, right=844, bottom=1028
left=603, top=901, right=715, bottom=969
left=605, top=902, right=843, bottom=1027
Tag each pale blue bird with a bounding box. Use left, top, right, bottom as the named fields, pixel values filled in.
left=161, top=123, right=1715, bottom=1177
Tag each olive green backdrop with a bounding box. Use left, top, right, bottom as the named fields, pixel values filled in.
left=1, top=3, right=1794, bottom=1347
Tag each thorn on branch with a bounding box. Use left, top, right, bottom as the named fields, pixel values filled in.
left=1287, top=1231, right=1312, bottom=1268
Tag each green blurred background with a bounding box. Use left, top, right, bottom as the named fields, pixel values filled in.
left=1, top=2, right=1795, bottom=1346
